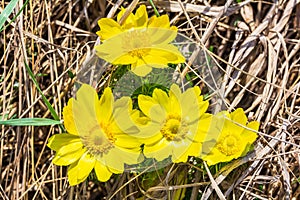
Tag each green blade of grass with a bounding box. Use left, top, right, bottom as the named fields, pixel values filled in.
left=149, top=0, right=160, bottom=17
left=24, top=61, right=59, bottom=120
left=0, top=0, right=30, bottom=32
left=0, top=118, right=61, bottom=126
left=0, top=0, right=19, bottom=31
left=24, top=61, right=65, bottom=131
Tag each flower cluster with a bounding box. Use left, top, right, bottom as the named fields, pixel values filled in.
left=47, top=5, right=260, bottom=186
left=48, top=83, right=259, bottom=185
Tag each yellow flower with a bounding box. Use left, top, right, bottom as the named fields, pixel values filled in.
left=137, top=84, right=211, bottom=163
left=201, top=108, right=259, bottom=166
left=95, top=5, right=185, bottom=77
left=47, top=84, right=142, bottom=185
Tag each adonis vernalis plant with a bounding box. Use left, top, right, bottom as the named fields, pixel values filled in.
left=137, top=84, right=211, bottom=163
left=95, top=5, right=185, bottom=76
left=201, top=108, right=259, bottom=166
left=47, top=84, right=142, bottom=185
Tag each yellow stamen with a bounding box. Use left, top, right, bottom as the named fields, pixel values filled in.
left=216, top=134, right=239, bottom=156
left=82, top=123, right=116, bottom=156
left=160, top=114, right=188, bottom=141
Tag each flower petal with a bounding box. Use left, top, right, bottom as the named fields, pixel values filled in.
left=151, top=44, right=185, bottom=63
left=172, top=140, right=200, bottom=163
left=148, top=27, right=177, bottom=45
left=188, top=114, right=212, bottom=143
left=102, top=147, right=141, bottom=172
left=48, top=134, right=85, bottom=166
left=95, top=36, right=136, bottom=65
left=168, top=84, right=182, bottom=115
left=71, top=84, right=102, bottom=137
left=203, top=147, right=230, bottom=166
left=114, top=134, right=142, bottom=149
left=52, top=142, right=85, bottom=166
left=152, top=88, right=170, bottom=112
left=142, top=53, right=169, bottom=66
left=117, top=7, right=136, bottom=28
left=148, top=15, right=171, bottom=28
left=97, top=87, right=114, bottom=123
left=181, top=86, right=202, bottom=122
left=131, top=62, right=153, bottom=77
left=138, top=95, right=158, bottom=118
left=47, top=133, right=80, bottom=151
left=113, top=54, right=137, bottom=65
left=67, top=152, right=95, bottom=185
left=244, top=121, right=259, bottom=143
left=94, top=161, right=112, bottom=182
left=228, top=108, right=248, bottom=134
left=63, top=99, right=78, bottom=135
left=112, top=96, right=140, bottom=134
left=134, top=5, right=148, bottom=27
left=136, top=121, right=162, bottom=141
left=96, top=18, right=122, bottom=40
left=144, top=139, right=172, bottom=161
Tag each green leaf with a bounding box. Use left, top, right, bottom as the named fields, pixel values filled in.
left=0, top=118, right=62, bottom=126
left=67, top=70, right=75, bottom=79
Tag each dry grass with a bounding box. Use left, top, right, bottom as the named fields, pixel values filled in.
left=1, top=0, right=300, bottom=199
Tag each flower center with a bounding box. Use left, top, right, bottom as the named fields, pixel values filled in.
left=81, top=123, right=116, bottom=157
left=129, top=49, right=149, bottom=58
left=122, top=29, right=151, bottom=58
left=160, top=114, right=188, bottom=141
left=216, top=134, right=239, bottom=156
